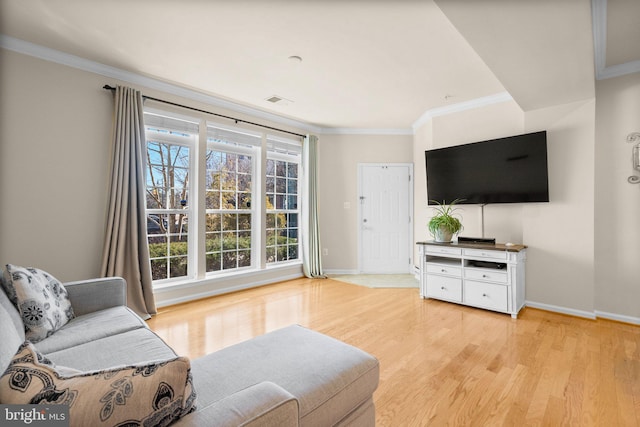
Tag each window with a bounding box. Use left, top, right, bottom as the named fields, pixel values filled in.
left=205, top=125, right=259, bottom=272
left=266, top=137, right=301, bottom=264
left=144, top=113, right=197, bottom=282
left=143, top=109, right=303, bottom=286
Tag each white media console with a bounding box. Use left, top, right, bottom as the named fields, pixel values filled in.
left=417, top=241, right=526, bottom=318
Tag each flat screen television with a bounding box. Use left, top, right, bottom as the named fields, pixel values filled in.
left=425, top=131, right=549, bottom=205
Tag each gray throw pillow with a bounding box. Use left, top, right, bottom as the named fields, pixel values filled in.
left=1, top=264, right=75, bottom=342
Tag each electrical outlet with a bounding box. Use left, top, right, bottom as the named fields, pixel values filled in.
left=323, top=248, right=329, bottom=256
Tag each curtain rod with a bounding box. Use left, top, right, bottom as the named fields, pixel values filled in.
left=102, top=85, right=306, bottom=139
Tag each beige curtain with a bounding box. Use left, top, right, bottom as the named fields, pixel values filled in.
left=302, top=135, right=326, bottom=278
left=101, top=85, right=156, bottom=319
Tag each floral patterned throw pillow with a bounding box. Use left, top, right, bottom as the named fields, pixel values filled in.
left=0, top=342, right=197, bottom=427
left=1, top=264, right=75, bottom=342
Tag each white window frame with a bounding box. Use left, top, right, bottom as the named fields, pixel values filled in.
left=204, top=131, right=259, bottom=274
left=144, top=125, right=197, bottom=284
left=143, top=108, right=304, bottom=289
left=266, top=135, right=302, bottom=266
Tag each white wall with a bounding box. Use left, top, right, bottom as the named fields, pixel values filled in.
left=523, top=99, right=596, bottom=315
left=0, top=49, right=112, bottom=281
left=0, top=48, right=306, bottom=304
left=318, top=133, right=413, bottom=272
left=412, top=100, right=524, bottom=262
left=413, top=98, right=598, bottom=318
left=594, top=72, right=640, bottom=321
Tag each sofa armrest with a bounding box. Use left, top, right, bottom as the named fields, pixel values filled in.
left=64, top=277, right=126, bottom=316
left=173, top=381, right=299, bottom=427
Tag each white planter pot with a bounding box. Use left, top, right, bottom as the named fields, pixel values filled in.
left=434, top=227, right=453, bottom=243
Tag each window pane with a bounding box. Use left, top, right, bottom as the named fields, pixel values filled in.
left=145, top=121, right=193, bottom=283
left=266, top=159, right=275, bottom=176
left=266, top=247, right=275, bottom=263
left=238, top=231, right=251, bottom=248
left=238, top=214, right=251, bottom=230
left=287, top=163, right=298, bottom=178
left=238, top=193, right=251, bottom=209
left=206, top=214, right=221, bottom=232
left=206, top=232, right=220, bottom=250
left=265, top=154, right=301, bottom=266
left=238, top=155, right=252, bottom=173
left=288, top=213, right=298, bottom=228
left=169, top=256, right=188, bottom=278
left=150, top=259, right=168, bottom=280
left=238, top=250, right=251, bottom=267
left=222, top=231, right=237, bottom=250
left=238, top=174, right=251, bottom=192
left=206, top=253, right=221, bottom=272
left=206, top=191, right=220, bottom=209
left=223, top=252, right=237, bottom=270
left=287, top=195, right=297, bottom=209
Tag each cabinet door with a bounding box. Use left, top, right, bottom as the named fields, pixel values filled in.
left=464, top=280, right=508, bottom=312
left=464, top=248, right=507, bottom=261
left=464, top=268, right=508, bottom=284
left=426, top=275, right=462, bottom=302
left=426, top=263, right=462, bottom=277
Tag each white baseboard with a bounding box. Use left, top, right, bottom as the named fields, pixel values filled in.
left=594, top=310, right=640, bottom=325
left=324, top=269, right=359, bottom=275
left=525, top=301, right=596, bottom=320
left=525, top=301, right=640, bottom=325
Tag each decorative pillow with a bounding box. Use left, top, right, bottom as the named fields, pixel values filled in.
left=1, top=264, right=75, bottom=342
left=0, top=342, right=197, bottom=427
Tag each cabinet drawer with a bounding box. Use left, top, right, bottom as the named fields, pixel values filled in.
left=464, top=248, right=507, bottom=261
left=426, top=264, right=462, bottom=277
left=464, top=280, right=508, bottom=312
left=464, top=268, right=508, bottom=284
left=425, top=246, right=462, bottom=256
left=426, top=275, right=462, bottom=302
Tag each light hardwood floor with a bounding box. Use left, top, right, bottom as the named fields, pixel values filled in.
left=147, top=278, right=640, bottom=426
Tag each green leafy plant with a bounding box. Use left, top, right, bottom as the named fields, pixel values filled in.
left=428, top=199, right=464, bottom=241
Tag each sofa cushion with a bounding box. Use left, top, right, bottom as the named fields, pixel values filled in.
left=2, top=264, right=74, bottom=342
left=1, top=342, right=196, bottom=427
left=44, top=328, right=179, bottom=372
left=34, top=306, right=148, bottom=354
left=190, top=325, right=379, bottom=426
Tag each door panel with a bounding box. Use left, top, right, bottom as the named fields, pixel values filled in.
left=359, top=164, right=412, bottom=273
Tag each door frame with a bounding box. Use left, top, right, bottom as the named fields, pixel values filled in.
left=357, top=162, right=414, bottom=274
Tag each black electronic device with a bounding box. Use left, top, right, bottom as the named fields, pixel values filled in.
left=457, top=236, right=496, bottom=245
left=425, top=131, right=549, bottom=205
left=466, top=260, right=506, bottom=270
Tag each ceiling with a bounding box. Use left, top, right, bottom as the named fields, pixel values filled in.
left=0, top=0, right=638, bottom=131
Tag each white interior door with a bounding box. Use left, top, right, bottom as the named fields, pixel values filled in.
left=358, top=164, right=412, bottom=273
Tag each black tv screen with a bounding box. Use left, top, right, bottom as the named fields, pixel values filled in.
left=425, top=131, right=549, bottom=205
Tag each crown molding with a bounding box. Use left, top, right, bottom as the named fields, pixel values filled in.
left=0, top=34, right=322, bottom=134
left=591, top=0, right=640, bottom=80
left=320, top=127, right=414, bottom=135
left=412, top=91, right=513, bottom=131
left=2, top=34, right=517, bottom=136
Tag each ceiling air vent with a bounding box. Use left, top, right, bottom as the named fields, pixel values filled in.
left=265, top=95, right=293, bottom=106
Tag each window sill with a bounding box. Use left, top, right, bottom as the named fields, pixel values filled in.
left=152, top=262, right=304, bottom=307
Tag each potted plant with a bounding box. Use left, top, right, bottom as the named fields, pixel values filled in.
left=428, top=199, right=464, bottom=243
